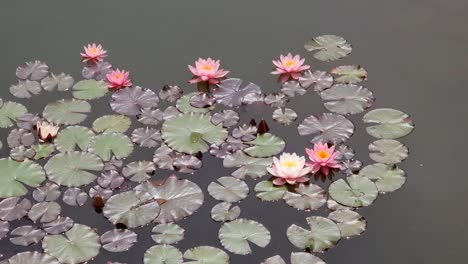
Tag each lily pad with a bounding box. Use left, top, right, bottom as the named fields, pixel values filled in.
left=176, top=92, right=215, bottom=113
left=0, top=220, right=9, bottom=240
left=32, top=182, right=60, bottom=202
left=0, top=197, right=31, bottom=221
left=88, top=133, right=134, bottom=161
left=299, top=70, right=333, bottom=92
left=44, top=152, right=104, bottom=187
left=211, top=110, right=240, bottom=127
left=43, top=216, right=74, bottom=234
left=54, top=126, right=95, bottom=152
left=122, top=161, right=156, bottom=182
left=320, top=84, right=374, bottom=115
left=151, top=223, right=184, bottom=244
left=298, top=113, right=354, bottom=144
left=101, top=229, right=138, bottom=252
left=110, top=86, right=159, bottom=116
left=331, top=65, right=368, bottom=84
left=0, top=101, right=27, bottom=128
left=254, top=181, right=287, bottom=201
left=363, top=108, right=415, bottom=139
left=369, top=139, right=408, bottom=164
left=144, top=245, right=183, bottom=264
left=41, top=73, right=74, bottom=91
left=219, top=218, right=271, bottom=255
left=291, top=252, right=326, bottom=264
left=138, top=108, right=163, bottom=125
left=6, top=251, right=60, bottom=264
left=161, top=112, right=228, bottom=154
left=281, top=81, right=306, bottom=97
left=223, top=151, right=273, bottom=179
left=131, top=127, right=161, bottom=148
left=211, top=202, right=241, bottom=222
left=32, top=143, right=55, bottom=160
left=262, top=255, right=286, bottom=264
left=16, top=61, right=49, bottom=80
left=328, top=209, right=366, bottom=237
left=272, top=108, right=298, bottom=126
left=304, top=35, right=352, bottom=61
left=28, top=201, right=61, bottom=223
left=0, top=158, right=45, bottom=198
left=43, top=99, right=91, bottom=125
left=10, top=226, right=45, bottom=246
left=213, top=78, right=262, bottom=107
left=63, top=187, right=88, bottom=206
left=208, top=176, right=249, bottom=203
left=103, top=190, right=160, bottom=228
left=72, top=79, right=109, bottom=100
left=93, top=115, right=131, bottom=133
left=183, top=246, right=229, bottom=264
left=10, top=80, right=41, bottom=98
left=329, top=175, right=378, bottom=207
left=283, top=184, right=327, bottom=211
left=244, top=133, right=285, bottom=158
left=42, top=224, right=101, bottom=264
left=359, top=163, right=406, bottom=193
left=159, top=85, right=183, bottom=102
left=286, top=216, right=341, bottom=252
left=82, top=61, right=112, bottom=80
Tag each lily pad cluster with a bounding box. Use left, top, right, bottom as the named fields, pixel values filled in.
left=0, top=35, right=414, bottom=263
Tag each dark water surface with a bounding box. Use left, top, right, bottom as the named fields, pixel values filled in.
left=1, top=0, right=467, bottom=263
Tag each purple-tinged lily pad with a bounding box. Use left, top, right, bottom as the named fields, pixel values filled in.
left=213, top=78, right=262, bottom=107
left=211, top=110, right=240, bottom=127
left=298, top=113, right=354, bottom=144
left=131, top=127, right=161, bottom=148
left=82, top=61, right=112, bottom=80
left=28, top=201, right=61, bottom=223
left=16, top=61, right=49, bottom=81
left=299, top=70, right=333, bottom=92
left=0, top=197, right=31, bottom=221
left=63, top=187, right=88, bottom=206
left=110, top=86, right=159, bottom=116
left=101, top=229, right=138, bottom=252
left=10, top=226, right=45, bottom=246
left=43, top=216, right=74, bottom=234
left=98, top=170, right=125, bottom=189
left=10, top=80, right=41, bottom=98
left=41, top=73, right=74, bottom=91
left=159, top=85, right=183, bottom=102
left=138, top=108, right=163, bottom=125
left=32, top=182, right=61, bottom=202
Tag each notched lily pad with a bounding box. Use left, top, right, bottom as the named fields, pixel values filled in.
left=211, top=202, right=241, bottom=222
left=16, top=61, right=49, bottom=80
left=254, top=181, right=287, bottom=201
left=298, top=113, right=354, bottom=144
left=88, top=133, right=134, bottom=161
left=283, top=184, right=326, bottom=211
left=219, top=218, right=271, bottom=255
left=305, top=35, right=352, bottom=61
left=10, top=80, right=41, bottom=98
left=359, top=163, right=406, bottom=193
left=223, top=151, right=272, bottom=179
left=10, top=226, right=45, bottom=246
left=43, top=99, right=91, bottom=125
left=93, top=115, right=131, bottom=133
left=0, top=197, right=31, bottom=221
left=6, top=251, right=60, bottom=264
left=144, top=244, right=183, bottom=264
left=213, top=78, right=262, bottom=107
left=72, top=79, right=109, bottom=100
left=369, top=139, right=408, bottom=164
left=363, top=108, right=415, bottom=139
left=328, top=209, right=366, bottom=238
left=28, top=201, right=61, bottom=223
left=41, top=73, right=74, bottom=91
left=54, top=126, right=95, bottom=152
left=151, top=223, right=184, bottom=244
left=244, top=133, right=285, bottom=158
left=101, top=229, right=138, bottom=252
left=208, top=176, right=249, bottom=203
left=0, top=158, right=45, bottom=198
left=183, top=246, right=229, bottom=264
left=331, top=65, right=368, bottom=84
left=329, top=175, right=378, bottom=207
left=286, top=216, right=341, bottom=252
left=110, top=86, right=159, bottom=116
left=320, top=84, right=374, bottom=115
left=0, top=101, right=27, bottom=128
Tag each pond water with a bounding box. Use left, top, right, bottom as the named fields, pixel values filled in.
left=1, top=0, right=467, bottom=263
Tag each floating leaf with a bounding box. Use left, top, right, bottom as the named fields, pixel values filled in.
left=28, top=201, right=61, bottom=223
left=0, top=158, right=45, bottom=198
left=176, top=92, right=214, bottom=113
left=54, top=126, right=95, bottom=152
left=32, top=182, right=60, bottom=202
left=45, top=152, right=104, bottom=187
left=135, top=176, right=204, bottom=223
left=340, top=159, right=362, bottom=175
left=291, top=252, right=326, bottom=264
left=213, top=78, right=262, bottom=107
left=283, top=184, right=326, bottom=211
left=98, top=170, right=124, bottom=189
left=0, top=220, right=8, bottom=240
left=286, top=216, right=341, bottom=252
left=232, top=124, right=257, bottom=141
left=131, top=127, right=161, bottom=148
left=331, top=65, right=367, bottom=84
left=363, top=108, right=415, bottom=139
left=0, top=197, right=31, bottom=221
left=281, top=81, right=306, bottom=97
left=88, top=133, right=134, bottom=161
left=63, top=187, right=88, bottom=206
left=41, top=73, right=74, bottom=91
left=264, top=93, right=289, bottom=108
left=359, top=163, right=406, bottom=193
left=43, top=216, right=74, bottom=234
left=0, top=101, right=27, bottom=128
left=7, top=252, right=60, bottom=264
left=7, top=128, right=35, bottom=148
left=43, top=99, right=91, bottom=125
left=153, top=144, right=178, bottom=170
left=110, top=86, right=159, bottom=115
left=93, top=115, right=131, bottom=133
left=211, top=110, right=240, bottom=127
left=304, top=35, right=352, bottom=61
left=72, top=79, right=109, bottom=100
left=223, top=151, right=272, bottom=179
left=262, top=255, right=286, bottom=264
left=42, top=224, right=101, bottom=264
left=10, top=226, right=45, bottom=246
left=32, top=143, right=55, bottom=160
left=144, top=245, right=183, bottom=264
left=208, top=176, right=249, bottom=203
left=273, top=108, right=298, bottom=125
left=211, top=202, right=241, bottom=222
left=10, top=146, right=35, bottom=161
left=183, top=246, right=229, bottom=264
left=190, top=92, right=216, bottom=108
left=244, top=133, right=285, bottom=158
left=327, top=198, right=352, bottom=211
left=89, top=185, right=113, bottom=200
left=328, top=209, right=366, bottom=237
left=369, top=139, right=408, bottom=164
left=162, top=112, right=228, bottom=154
left=10, top=80, right=41, bottom=98
left=138, top=108, right=163, bottom=125
left=82, top=61, right=112, bottom=80
left=299, top=70, right=333, bottom=92
left=159, top=85, right=183, bottom=102
left=101, top=229, right=138, bottom=252
left=173, top=154, right=202, bottom=173
left=16, top=61, right=49, bottom=80
left=219, top=218, right=271, bottom=255
left=329, top=175, right=378, bottom=207
left=254, top=181, right=287, bottom=201
left=320, top=84, right=374, bottom=115
left=122, top=161, right=155, bottom=183
left=151, top=223, right=184, bottom=244
left=298, top=113, right=354, bottom=144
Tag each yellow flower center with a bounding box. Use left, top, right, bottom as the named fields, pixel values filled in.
left=283, top=160, right=298, bottom=168
left=316, top=150, right=331, bottom=159
left=113, top=73, right=123, bottom=80
left=284, top=60, right=297, bottom=67
left=202, top=65, right=213, bottom=71
left=89, top=47, right=99, bottom=55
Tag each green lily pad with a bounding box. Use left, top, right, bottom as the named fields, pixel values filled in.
left=331, top=65, right=368, bottom=84
left=363, top=108, right=414, bottom=139
left=243, top=133, right=285, bottom=158
left=32, top=144, right=55, bottom=160
left=54, top=126, right=95, bottom=152
left=223, top=151, right=273, bottom=179
left=43, top=99, right=91, bottom=125
left=161, top=112, right=228, bottom=154
left=286, top=216, right=341, bottom=252
left=7, top=251, right=60, bottom=264
left=328, top=209, right=366, bottom=238
left=329, top=175, right=378, bottom=207
left=359, top=163, right=406, bottom=193
left=72, top=79, right=108, bottom=100
left=208, top=177, right=249, bottom=203
left=144, top=245, right=183, bottom=264
left=151, top=223, right=184, bottom=244
left=0, top=101, right=27, bottom=128
left=304, top=35, right=352, bottom=61
left=176, top=92, right=214, bottom=113
left=211, top=202, right=241, bottom=222
left=92, top=115, right=131, bottom=133
left=88, top=133, right=134, bottom=161
left=219, top=218, right=271, bottom=255
left=291, top=252, right=326, bottom=264
left=283, top=184, right=326, bottom=211
left=254, top=181, right=287, bottom=201
left=44, top=151, right=103, bottom=187
left=0, top=158, right=46, bottom=198
left=183, top=246, right=229, bottom=264
left=42, top=224, right=101, bottom=264
left=369, top=139, right=408, bottom=164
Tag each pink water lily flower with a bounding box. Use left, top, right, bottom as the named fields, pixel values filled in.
left=267, top=152, right=312, bottom=185
left=305, top=142, right=341, bottom=175
left=271, top=53, right=310, bottom=83
left=81, top=43, right=107, bottom=64
left=37, top=121, right=59, bottom=142
left=106, top=69, right=132, bottom=89
left=188, top=58, right=229, bottom=84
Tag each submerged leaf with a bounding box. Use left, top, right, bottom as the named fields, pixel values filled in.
left=213, top=78, right=262, bottom=107
left=72, top=79, right=109, bottom=100
left=286, top=216, right=341, bottom=252
left=363, top=108, right=415, bottom=139
left=183, top=246, right=229, bottom=264
left=88, top=133, right=134, bottom=161
left=298, top=113, right=354, bottom=144
left=211, top=202, right=241, bottom=222
left=320, top=84, right=374, bottom=115
left=144, top=245, right=183, bottom=264
left=43, top=99, right=91, bottom=125
left=219, top=218, right=271, bottom=255
left=0, top=158, right=45, bottom=198
left=359, top=163, right=406, bottom=193
left=244, top=133, right=285, bottom=158
left=254, top=181, right=287, bottom=201
left=283, top=184, right=326, bottom=211
left=93, top=115, right=131, bottom=133
left=0, top=101, right=27, bottom=128
left=208, top=176, right=249, bottom=203
left=151, top=223, right=184, bottom=244
left=10, top=80, right=41, bottom=98
left=368, top=139, right=408, bottom=164
left=54, top=126, right=95, bottom=152
left=329, top=175, right=378, bottom=207
left=101, top=229, right=138, bottom=252
left=304, top=35, right=352, bottom=61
